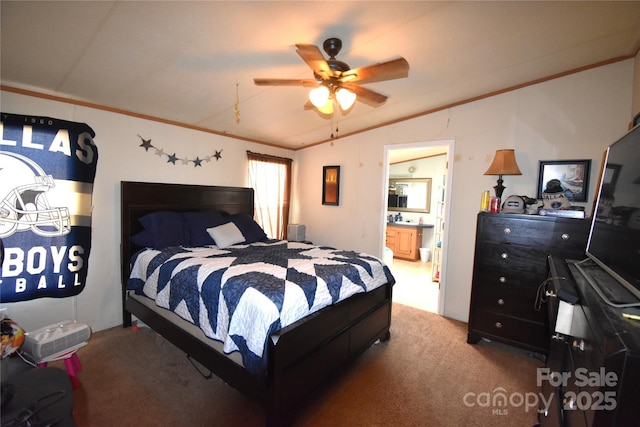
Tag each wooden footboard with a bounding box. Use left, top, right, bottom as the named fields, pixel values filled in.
left=124, top=282, right=392, bottom=427
left=266, top=283, right=392, bottom=426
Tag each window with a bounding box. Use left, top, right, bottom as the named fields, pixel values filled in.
left=247, top=151, right=292, bottom=240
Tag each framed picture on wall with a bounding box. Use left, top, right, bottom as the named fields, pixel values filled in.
left=537, top=159, right=591, bottom=201
left=322, top=165, right=340, bottom=205
left=603, top=163, right=622, bottom=186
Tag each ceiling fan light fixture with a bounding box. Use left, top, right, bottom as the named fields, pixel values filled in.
left=317, top=100, right=334, bottom=115
left=336, top=88, right=356, bottom=110
left=309, top=85, right=330, bottom=109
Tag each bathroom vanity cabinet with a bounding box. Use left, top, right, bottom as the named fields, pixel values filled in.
left=386, top=223, right=432, bottom=261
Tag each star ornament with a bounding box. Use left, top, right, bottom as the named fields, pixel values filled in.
left=138, top=135, right=153, bottom=151
left=214, top=150, right=223, bottom=160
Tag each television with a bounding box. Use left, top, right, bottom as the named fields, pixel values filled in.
left=581, top=123, right=640, bottom=304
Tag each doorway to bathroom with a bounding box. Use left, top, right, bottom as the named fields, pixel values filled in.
left=383, top=140, right=453, bottom=315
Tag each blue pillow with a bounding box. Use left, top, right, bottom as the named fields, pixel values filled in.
left=130, top=229, right=155, bottom=248
left=183, top=211, right=226, bottom=246
left=137, top=211, right=189, bottom=249
left=229, top=213, right=267, bottom=243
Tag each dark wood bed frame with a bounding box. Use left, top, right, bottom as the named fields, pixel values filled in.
left=120, top=181, right=393, bottom=426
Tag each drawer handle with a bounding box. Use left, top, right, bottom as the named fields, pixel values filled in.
left=561, top=233, right=569, bottom=240
left=494, top=322, right=502, bottom=329
left=572, top=339, right=585, bottom=351
left=498, top=276, right=506, bottom=283
left=497, top=298, right=504, bottom=305
left=562, top=395, right=576, bottom=410
left=503, top=227, right=511, bottom=234
left=501, top=252, right=508, bottom=259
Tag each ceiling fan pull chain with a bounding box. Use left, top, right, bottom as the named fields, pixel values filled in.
left=331, top=109, right=339, bottom=140
left=234, top=83, right=240, bottom=123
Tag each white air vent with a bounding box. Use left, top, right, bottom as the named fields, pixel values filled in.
left=287, top=224, right=306, bottom=242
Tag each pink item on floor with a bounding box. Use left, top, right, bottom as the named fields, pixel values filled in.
left=38, top=351, right=83, bottom=389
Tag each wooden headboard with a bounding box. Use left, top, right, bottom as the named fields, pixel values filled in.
left=120, top=181, right=254, bottom=324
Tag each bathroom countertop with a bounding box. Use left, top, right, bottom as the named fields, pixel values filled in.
left=387, top=221, right=434, bottom=228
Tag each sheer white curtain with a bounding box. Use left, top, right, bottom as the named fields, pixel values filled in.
left=247, top=151, right=292, bottom=240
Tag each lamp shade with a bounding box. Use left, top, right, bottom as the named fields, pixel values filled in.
left=484, top=149, right=522, bottom=176
left=336, top=88, right=356, bottom=110
left=309, top=86, right=330, bottom=109
left=317, top=100, right=334, bottom=115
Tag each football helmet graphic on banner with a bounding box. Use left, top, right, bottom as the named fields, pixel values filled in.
left=0, top=151, right=71, bottom=238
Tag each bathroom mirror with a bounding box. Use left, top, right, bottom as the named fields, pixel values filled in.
left=388, top=178, right=432, bottom=213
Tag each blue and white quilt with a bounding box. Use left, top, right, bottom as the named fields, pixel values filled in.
left=127, top=240, right=395, bottom=375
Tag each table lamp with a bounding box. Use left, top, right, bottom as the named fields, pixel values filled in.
left=484, top=149, right=522, bottom=198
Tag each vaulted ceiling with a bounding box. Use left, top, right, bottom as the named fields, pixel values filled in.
left=2, top=1, right=639, bottom=150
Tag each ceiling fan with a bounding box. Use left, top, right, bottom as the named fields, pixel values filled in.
left=254, top=38, right=410, bottom=115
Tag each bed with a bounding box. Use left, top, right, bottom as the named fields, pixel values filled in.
left=120, top=181, right=394, bottom=426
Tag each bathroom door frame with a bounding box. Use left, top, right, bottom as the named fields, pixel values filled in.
left=381, top=139, right=455, bottom=316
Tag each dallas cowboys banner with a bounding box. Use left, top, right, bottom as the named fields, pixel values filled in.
left=0, top=113, right=98, bottom=302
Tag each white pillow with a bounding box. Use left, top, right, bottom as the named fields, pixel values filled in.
left=207, top=222, right=245, bottom=248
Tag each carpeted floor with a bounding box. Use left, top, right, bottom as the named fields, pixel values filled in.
left=53, top=303, right=544, bottom=426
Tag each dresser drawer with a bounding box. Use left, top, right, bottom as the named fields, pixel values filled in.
left=475, top=242, right=549, bottom=275
left=471, top=310, right=548, bottom=352
left=565, top=305, right=608, bottom=427
left=472, top=282, right=546, bottom=323
left=472, top=266, right=546, bottom=291
left=477, top=214, right=589, bottom=254
left=539, top=338, right=569, bottom=426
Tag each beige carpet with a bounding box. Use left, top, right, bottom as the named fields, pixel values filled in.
left=53, top=303, right=543, bottom=426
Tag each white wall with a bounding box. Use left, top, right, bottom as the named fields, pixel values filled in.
left=0, top=91, right=294, bottom=332
left=291, top=60, right=634, bottom=322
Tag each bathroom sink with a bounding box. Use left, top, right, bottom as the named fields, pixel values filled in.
left=389, top=221, right=415, bottom=225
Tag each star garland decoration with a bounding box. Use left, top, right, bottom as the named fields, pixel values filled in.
left=137, top=135, right=222, bottom=167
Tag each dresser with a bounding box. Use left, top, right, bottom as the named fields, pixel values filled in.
left=541, top=257, right=640, bottom=426
left=467, top=213, right=590, bottom=354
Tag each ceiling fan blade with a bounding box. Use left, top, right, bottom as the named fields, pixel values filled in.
left=340, top=58, right=409, bottom=84
left=254, top=78, right=317, bottom=87
left=295, top=44, right=333, bottom=78
left=342, top=83, right=388, bottom=107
